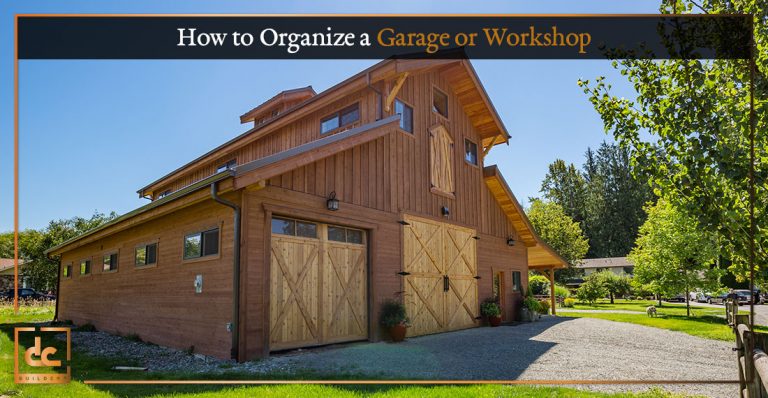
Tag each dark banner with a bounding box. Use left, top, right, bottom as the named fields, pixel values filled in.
left=18, top=15, right=752, bottom=60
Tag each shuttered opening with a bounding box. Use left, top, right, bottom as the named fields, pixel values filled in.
left=269, top=217, right=368, bottom=351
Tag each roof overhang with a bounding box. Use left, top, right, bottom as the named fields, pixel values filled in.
left=483, top=165, right=569, bottom=270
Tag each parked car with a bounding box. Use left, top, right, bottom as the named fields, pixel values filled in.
left=0, top=288, right=54, bottom=301
left=710, top=293, right=729, bottom=305
left=697, top=292, right=715, bottom=304
left=734, top=289, right=762, bottom=305
left=665, top=293, right=687, bottom=303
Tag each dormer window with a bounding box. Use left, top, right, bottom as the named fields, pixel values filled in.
left=216, top=159, right=237, bottom=173
left=157, top=190, right=171, bottom=199
left=321, top=103, right=359, bottom=134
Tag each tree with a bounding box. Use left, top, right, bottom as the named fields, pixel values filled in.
left=540, top=143, right=653, bottom=259
left=628, top=200, right=722, bottom=316
left=581, top=0, right=767, bottom=279
left=0, top=211, right=118, bottom=292
left=596, top=271, right=632, bottom=304
left=540, top=159, right=588, bottom=224
left=576, top=272, right=607, bottom=305
left=526, top=199, right=590, bottom=284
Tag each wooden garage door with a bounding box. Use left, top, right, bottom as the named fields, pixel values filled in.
left=402, top=214, right=478, bottom=337
left=269, top=217, right=367, bottom=351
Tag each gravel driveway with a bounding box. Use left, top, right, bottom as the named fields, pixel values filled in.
left=278, top=317, right=738, bottom=398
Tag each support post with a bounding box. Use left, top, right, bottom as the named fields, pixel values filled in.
left=548, top=266, right=556, bottom=315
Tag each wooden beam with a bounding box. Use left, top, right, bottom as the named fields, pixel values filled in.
left=383, top=72, right=409, bottom=112
left=482, top=135, right=499, bottom=158
left=548, top=266, right=556, bottom=316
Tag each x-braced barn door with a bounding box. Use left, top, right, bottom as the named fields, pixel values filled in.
left=269, top=217, right=368, bottom=351
left=402, top=215, right=478, bottom=337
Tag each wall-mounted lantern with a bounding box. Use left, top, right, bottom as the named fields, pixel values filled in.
left=327, top=191, right=340, bottom=211
left=441, top=206, right=450, bottom=217
left=506, top=237, right=516, bottom=246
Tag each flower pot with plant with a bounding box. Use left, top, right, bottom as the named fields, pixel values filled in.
left=380, top=299, right=410, bottom=342
left=480, top=298, right=502, bottom=327
left=522, top=293, right=542, bottom=322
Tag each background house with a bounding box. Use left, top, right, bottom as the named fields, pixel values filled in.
left=566, top=257, right=634, bottom=288
left=0, top=259, right=28, bottom=290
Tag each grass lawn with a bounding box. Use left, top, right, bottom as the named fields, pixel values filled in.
left=558, top=299, right=762, bottom=341
left=0, top=301, right=702, bottom=398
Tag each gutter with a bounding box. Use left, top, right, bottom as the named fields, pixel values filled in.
left=210, top=182, right=241, bottom=362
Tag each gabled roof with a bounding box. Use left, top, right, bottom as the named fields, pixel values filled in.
left=137, top=58, right=510, bottom=199
left=239, top=86, right=316, bottom=124
left=483, top=165, right=569, bottom=269
left=577, top=257, right=632, bottom=269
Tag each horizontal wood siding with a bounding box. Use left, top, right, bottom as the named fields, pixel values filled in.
left=58, top=194, right=240, bottom=359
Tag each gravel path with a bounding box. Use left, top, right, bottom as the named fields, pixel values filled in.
left=63, top=317, right=738, bottom=397
left=280, top=317, right=738, bottom=398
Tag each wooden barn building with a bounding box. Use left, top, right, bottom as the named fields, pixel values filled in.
left=47, top=59, right=567, bottom=361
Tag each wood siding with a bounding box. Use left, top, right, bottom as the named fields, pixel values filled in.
left=57, top=194, right=240, bottom=359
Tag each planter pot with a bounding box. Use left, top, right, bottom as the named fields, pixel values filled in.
left=521, top=308, right=532, bottom=322
left=389, top=324, right=407, bottom=342
left=488, top=315, right=502, bottom=327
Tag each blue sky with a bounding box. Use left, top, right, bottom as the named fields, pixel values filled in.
left=0, top=0, right=663, bottom=232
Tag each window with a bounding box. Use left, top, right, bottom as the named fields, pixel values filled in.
left=216, top=159, right=236, bottom=173
left=328, top=226, right=364, bottom=244
left=271, top=217, right=317, bottom=239
left=63, top=264, right=72, bottom=278
left=429, top=124, right=455, bottom=196
left=432, top=88, right=448, bottom=117
left=102, top=252, right=118, bottom=272
left=512, top=271, right=522, bottom=292
left=80, top=259, right=91, bottom=275
left=394, top=99, right=413, bottom=133
left=464, top=139, right=478, bottom=166
left=135, top=243, right=158, bottom=266
left=320, top=103, right=359, bottom=134
left=157, top=190, right=171, bottom=199
left=184, top=228, right=219, bottom=260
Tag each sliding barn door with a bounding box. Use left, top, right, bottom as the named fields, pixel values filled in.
left=402, top=215, right=478, bottom=337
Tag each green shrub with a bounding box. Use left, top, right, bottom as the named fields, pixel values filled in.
left=538, top=299, right=550, bottom=315
left=380, top=300, right=409, bottom=328
left=523, top=295, right=541, bottom=313
left=74, top=323, right=96, bottom=332
left=528, top=274, right=550, bottom=295
left=480, top=298, right=501, bottom=317
left=563, top=297, right=577, bottom=307
left=126, top=333, right=143, bottom=343
left=554, top=284, right=571, bottom=299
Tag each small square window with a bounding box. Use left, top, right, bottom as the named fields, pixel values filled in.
left=328, top=226, right=346, bottom=242
left=135, top=243, right=158, bottom=266
left=464, top=139, right=478, bottom=166
left=63, top=264, right=72, bottom=278
left=296, top=221, right=318, bottom=238
left=394, top=99, right=413, bottom=133
left=320, top=115, right=340, bottom=134
left=80, top=260, right=91, bottom=275
left=271, top=218, right=296, bottom=236
left=184, top=229, right=219, bottom=260
left=433, top=88, right=448, bottom=118
left=216, top=159, right=237, bottom=173
left=103, top=253, right=118, bottom=272
left=346, top=229, right=364, bottom=244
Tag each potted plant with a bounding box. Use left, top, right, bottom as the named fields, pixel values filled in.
left=380, top=299, right=410, bottom=342
left=480, top=298, right=502, bottom=327
left=522, top=293, right=542, bottom=322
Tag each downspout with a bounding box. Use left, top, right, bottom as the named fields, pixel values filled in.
left=210, top=181, right=241, bottom=362
left=54, top=260, right=61, bottom=321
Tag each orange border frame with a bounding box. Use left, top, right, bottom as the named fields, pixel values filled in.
left=14, top=327, right=71, bottom=384
left=12, top=13, right=747, bottom=386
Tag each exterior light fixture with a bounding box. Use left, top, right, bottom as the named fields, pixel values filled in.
left=441, top=206, right=450, bottom=217
left=327, top=191, right=340, bottom=211
left=507, top=237, right=516, bottom=246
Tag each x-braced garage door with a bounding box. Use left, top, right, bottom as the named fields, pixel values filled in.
left=269, top=216, right=367, bottom=351
left=402, top=214, right=479, bottom=337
